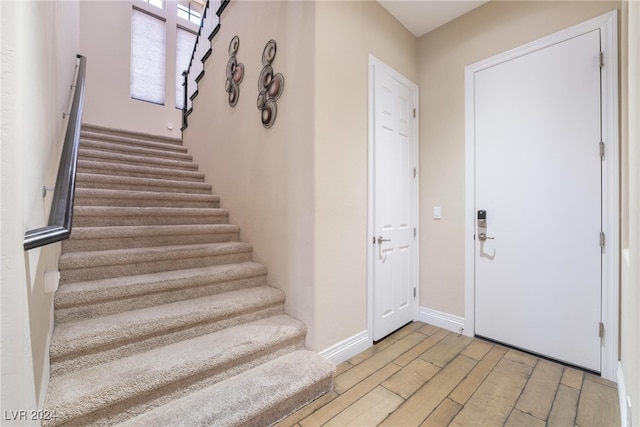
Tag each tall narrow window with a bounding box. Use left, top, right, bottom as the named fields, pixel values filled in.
left=131, top=8, right=166, bottom=105
left=141, top=0, right=164, bottom=10
left=177, top=0, right=203, bottom=25
left=175, top=27, right=197, bottom=109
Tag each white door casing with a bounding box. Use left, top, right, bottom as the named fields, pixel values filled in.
left=464, top=11, right=619, bottom=380
left=368, top=55, right=419, bottom=342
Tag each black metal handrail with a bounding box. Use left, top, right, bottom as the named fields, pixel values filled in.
left=182, top=0, right=229, bottom=129
left=24, top=54, right=87, bottom=251
left=181, top=0, right=210, bottom=130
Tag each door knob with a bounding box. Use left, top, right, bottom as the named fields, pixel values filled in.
left=478, top=233, right=494, bottom=241
left=377, top=236, right=391, bottom=244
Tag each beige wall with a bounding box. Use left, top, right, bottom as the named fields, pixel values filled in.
left=79, top=1, right=198, bottom=138
left=183, top=0, right=418, bottom=351
left=417, top=0, right=622, bottom=317
left=314, top=1, right=418, bottom=350
left=182, top=1, right=318, bottom=346
left=1, top=0, right=80, bottom=417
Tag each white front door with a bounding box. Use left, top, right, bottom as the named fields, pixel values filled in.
left=369, top=56, right=418, bottom=341
left=472, top=30, right=602, bottom=371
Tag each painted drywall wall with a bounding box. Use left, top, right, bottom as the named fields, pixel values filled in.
left=417, top=1, right=622, bottom=318
left=79, top=1, right=198, bottom=138
left=181, top=1, right=318, bottom=346
left=314, top=0, right=418, bottom=350
left=183, top=0, right=418, bottom=352
left=622, top=0, right=639, bottom=421
left=1, top=0, right=80, bottom=416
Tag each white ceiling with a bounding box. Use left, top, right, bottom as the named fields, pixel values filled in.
left=377, top=0, right=489, bottom=38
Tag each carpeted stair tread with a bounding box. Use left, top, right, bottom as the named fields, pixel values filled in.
left=79, top=148, right=199, bottom=171
left=59, top=241, right=251, bottom=269
left=118, top=349, right=335, bottom=427
left=78, top=159, right=205, bottom=181
left=74, top=188, right=219, bottom=208
left=59, top=241, right=253, bottom=283
left=81, top=138, right=192, bottom=161
left=50, top=285, right=285, bottom=362
left=63, top=224, right=240, bottom=252
left=81, top=125, right=183, bottom=147
left=81, top=133, right=187, bottom=153
left=54, top=262, right=268, bottom=321
left=44, top=315, right=308, bottom=427
left=71, top=206, right=229, bottom=227
left=68, top=224, right=239, bottom=239
left=75, top=172, right=212, bottom=194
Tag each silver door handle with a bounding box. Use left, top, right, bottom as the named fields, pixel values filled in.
left=478, top=233, right=494, bottom=241
left=377, top=236, right=391, bottom=244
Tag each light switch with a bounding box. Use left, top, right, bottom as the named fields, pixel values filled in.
left=433, top=206, right=442, bottom=219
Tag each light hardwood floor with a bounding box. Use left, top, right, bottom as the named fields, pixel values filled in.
left=276, top=322, right=620, bottom=427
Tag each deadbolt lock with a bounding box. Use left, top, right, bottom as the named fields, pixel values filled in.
left=477, top=210, right=487, bottom=228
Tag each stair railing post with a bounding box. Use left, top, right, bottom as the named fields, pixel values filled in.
left=182, top=70, right=189, bottom=130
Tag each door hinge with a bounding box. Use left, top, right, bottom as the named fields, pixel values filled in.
left=413, top=168, right=416, bottom=178
left=600, top=232, right=606, bottom=248
left=413, top=287, right=416, bottom=298
left=599, top=141, right=605, bottom=158
left=599, top=52, right=604, bottom=68
left=413, top=108, right=416, bottom=118
left=413, top=228, right=416, bottom=239
left=599, top=322, right=605, bottom=338
left=372, top=236, right=376, bottom=245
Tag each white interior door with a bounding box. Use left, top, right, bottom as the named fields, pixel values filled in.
left=473, top=29, right=602, bottom=371
left=370, top=57, right=418, bottom=341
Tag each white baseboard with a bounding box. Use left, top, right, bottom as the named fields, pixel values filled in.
left=418, top=307, right=465, bottom=334
left=319, top=330, right=371, bottom=365
left=319, top=309, right=466, bottom=365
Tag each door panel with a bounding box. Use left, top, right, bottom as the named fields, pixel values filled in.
left=372, top=62, right=417, bottom=341
left=474, top=30, right=602, bottom=371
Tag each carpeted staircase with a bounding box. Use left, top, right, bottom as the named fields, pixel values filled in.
left=43, top=124, right=334, bottom=426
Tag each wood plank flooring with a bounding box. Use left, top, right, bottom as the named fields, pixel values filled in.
left=276, top=322, right=620, bottom=427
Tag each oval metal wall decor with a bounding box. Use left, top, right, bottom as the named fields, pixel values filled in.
left=225, top=35, right=244, bottom=107
left=257, top=39, right=284, bottom=128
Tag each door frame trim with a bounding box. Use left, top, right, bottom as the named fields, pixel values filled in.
left=463, top=11, right=619, bottom=380
left=367, top=54, right=420, bottom=342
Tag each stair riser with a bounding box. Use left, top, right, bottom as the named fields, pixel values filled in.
left=76, top=180, right=211, bottom=195
left=50, top=303, right=285, bottom=378
left=81, top=128, right=183, bottom=147
left=55, top=275, right=268, bottom=323
left=71, top=214, right=229, bottom=227
left=62, top=231, right=240, bottom=252
left=81, top=141, right=192, bottom=162
left=251, top=376, right=334, bottom=427
left=79, top=151, right=198, bottom=172
left=46, top=340, right=305, bottom=427
left=60, top=251, right=253, bottom=284
left=78, top=162, right=204, bottom=182
left=81, top=136, right=186, bottom=153
left=75, top=197, right=219, bottom=209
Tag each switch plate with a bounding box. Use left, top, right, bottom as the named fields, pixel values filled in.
left=433, top=206, right=442, bottom=219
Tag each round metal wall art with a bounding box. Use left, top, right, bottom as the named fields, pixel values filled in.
left=225, top=36, right=244, bottom=107
left=257, top=39, right=284, bottom=128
